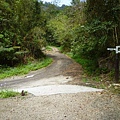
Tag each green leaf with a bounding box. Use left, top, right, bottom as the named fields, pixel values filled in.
left=0, top=34, right=4, bottom=38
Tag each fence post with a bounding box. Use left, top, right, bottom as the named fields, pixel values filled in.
left=107, top=46, right=120, bottom=83
left=115, top=53, right=119, bottom=83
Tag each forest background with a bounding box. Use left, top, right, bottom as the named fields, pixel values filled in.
left=0, top=0, right=120, bottom=82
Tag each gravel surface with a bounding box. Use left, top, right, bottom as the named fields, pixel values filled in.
left=0, top=47, right=120, bottom=120
left=0, top=92, right=120, bottom=120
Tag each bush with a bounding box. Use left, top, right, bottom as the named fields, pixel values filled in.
left=24, top=27, right=46, bottom=58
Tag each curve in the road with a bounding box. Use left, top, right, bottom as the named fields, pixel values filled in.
left=0, top=47, right=103, bottom=95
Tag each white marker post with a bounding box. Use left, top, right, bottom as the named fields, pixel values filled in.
left=107, top=46, right=120, bottom=82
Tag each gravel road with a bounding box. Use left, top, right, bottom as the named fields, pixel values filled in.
left=0, top=47, right=120, bottom=120
left=0, top=47, right=74, bottom=89
left=0, top=92, right=120, bottom=120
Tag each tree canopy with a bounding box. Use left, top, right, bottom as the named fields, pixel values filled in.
left=0, top=0, right=46, bottom=66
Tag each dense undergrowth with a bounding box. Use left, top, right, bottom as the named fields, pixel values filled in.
left=66, top=51, right=106, bottom=75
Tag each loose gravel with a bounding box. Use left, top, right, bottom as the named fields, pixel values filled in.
left=0, top=92, right=120, bottom=120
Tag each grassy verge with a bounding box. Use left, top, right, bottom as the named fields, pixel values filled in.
left=0, top=57, right=53, bottom=80
left=67, top=53, right=98, bottom=75
left=0, top=90, right=20, bottom=98
left=46, top=46, right=52, bottom=51
left=108, top=84, right=120, bottom=94
left=67, top=52, right=120, bottom=93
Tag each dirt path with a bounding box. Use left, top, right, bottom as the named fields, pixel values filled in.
left=0, top=47, right=102, bottom=94
left=0, top=47, right=120, bottom=120
left=0, top=47, right=74, bottom=88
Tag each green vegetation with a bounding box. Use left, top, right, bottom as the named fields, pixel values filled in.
left=0, top=58, right=52, bottom=80
left=46, top=46, right=52, bottom=51
left=72, top=55, right=98, bottom=75
left=108, top=84, right=120, bottom=94
left=46, top=0, right=119, bottom=81
left=0, top=90, right=20, bottom=98
left=67, top=52, right=99, bottom=75
left=0, top=0, right=120, bottom=83
left=82, top=78, right=89, bottom=83
left=0, top=0, right=47, bottom=66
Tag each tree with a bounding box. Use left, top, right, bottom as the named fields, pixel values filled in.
left=84, top=0, right=120, bottom=57
left=71, top=0, right=80, bottom=5
left=0, top=0, right=47, bottom=66
left=70, top=0, right=120, bottom=72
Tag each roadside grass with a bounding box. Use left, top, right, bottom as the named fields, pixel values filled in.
left=57, top=48, right=120, bottom=93
left=0, top=57, right=53, bottom=80
left=82, top=78, right=89, bottom=83
left=46, top=46, right=52, bottom=51
left=0, top=90, right=20, bottom=98
left=67, top=52, right=114, bottom=90
left=67, top=53, right=99, bottom=75
left=108, top=84, right=120, bottom=94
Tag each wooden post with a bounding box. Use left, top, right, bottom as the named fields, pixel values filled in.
left=107, top=46, right=120, bottom=83
left=115, top=53, right=119, bottom=83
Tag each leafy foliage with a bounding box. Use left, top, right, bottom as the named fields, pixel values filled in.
left=23, top=27, right=46, bottom=58
left=70, top=0, right=119, bottom=73
left=84, top=0, right=120, bottom=56
left=45, top=0, right=120, bottom=74
left=0, top=0, right=46, bottom=66
left=47, top=14, right=72, bottom=50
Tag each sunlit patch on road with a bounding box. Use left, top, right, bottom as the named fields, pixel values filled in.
left=25, top=74, right=35, bottom=78
left=15, top=85, right=103, bottom=96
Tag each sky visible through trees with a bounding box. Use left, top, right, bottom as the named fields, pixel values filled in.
left=39, top=0, right=86, bottom=6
